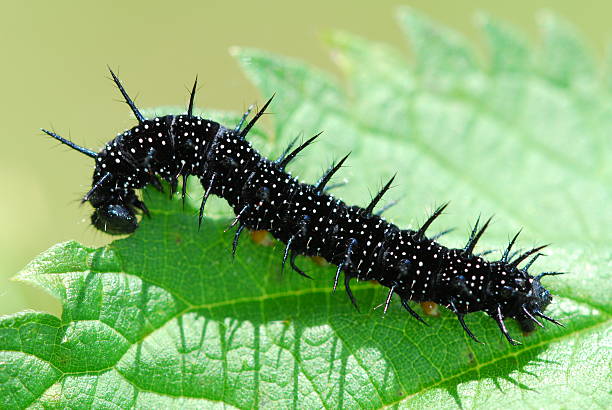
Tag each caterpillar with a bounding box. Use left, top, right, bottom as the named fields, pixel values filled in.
left=43, top=69, right=564, bottom=345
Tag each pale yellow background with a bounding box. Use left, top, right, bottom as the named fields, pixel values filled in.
left=1, top=1, right=609, bottom=316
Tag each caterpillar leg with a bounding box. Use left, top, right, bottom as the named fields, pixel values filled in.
left=457, top=313, right=483, bottom=344
left=382, top=285, right=396, bottom=315
left=232, top=225, right=245, bottom=258
left=344, top=275, right=359, bottom=312
left=198, top=173, right=217, bottom=229
left=281, top=215, right=311, bottom=278
left=333, top=238, right=358, bottom=291
left=331, top=238, right=360, bottom=311
left=290, top=252, right=312, bottom=279
left=400, top=298, right=429, bottom=326
left=492, top=305, right=521, bottom=345
left=449, top=298, right=483, bottom=344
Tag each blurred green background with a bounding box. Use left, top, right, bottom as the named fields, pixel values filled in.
left=1, top=0, right=609, bottom=316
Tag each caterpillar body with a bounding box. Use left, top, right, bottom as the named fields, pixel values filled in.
left=43, top=69, right=564, bottom=345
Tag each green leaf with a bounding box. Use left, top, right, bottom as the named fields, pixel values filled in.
left=3, top=9, right=610, bottom=409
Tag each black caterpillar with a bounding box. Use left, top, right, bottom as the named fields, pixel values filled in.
left=43, top=69, right=564, bottom=345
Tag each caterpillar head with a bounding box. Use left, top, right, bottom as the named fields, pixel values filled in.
left=86, top=174, right=142, bottom=235
left=483, top=236, right=564, bottom=342
left=41, top=129, right=152, bottom=235
left=90, top=203, right=138, bottom=235
left=484, top=261, right=563, bottom=344
left=434, top=245, right=562, bottom=344
left=508, top=270, right=559, bottom=332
